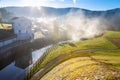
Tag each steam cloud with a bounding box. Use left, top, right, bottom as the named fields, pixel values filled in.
left=54, top=11, right=106, bottom=41
left=34, top=9, right=119, bottom=41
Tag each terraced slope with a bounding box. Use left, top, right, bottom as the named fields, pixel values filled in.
left=41, top=57, right=120, bottom=80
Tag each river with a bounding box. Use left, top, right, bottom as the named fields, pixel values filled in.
left=0, top=38, right=53, bottom=80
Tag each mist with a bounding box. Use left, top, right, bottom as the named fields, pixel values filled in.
left=33, top=9, right=120, bottom=41
left=54, top=10, right=106, bottom=41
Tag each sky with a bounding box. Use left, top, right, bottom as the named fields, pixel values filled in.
left=0, top=0, right=120, bottom=10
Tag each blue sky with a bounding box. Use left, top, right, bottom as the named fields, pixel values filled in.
left=0, top=0, right=120, bottom=10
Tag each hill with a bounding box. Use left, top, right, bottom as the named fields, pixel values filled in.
left=24, top=31, right=120, bottom=80
left=3, top=6, right=120, bottom=17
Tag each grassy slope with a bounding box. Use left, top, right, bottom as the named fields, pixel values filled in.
left=24, top=31, right=120, bottom=80
left=40, top=31, right=120, bottom=80
left=92, top=50, right=120, bottom=69
left=41, top=57, right=120, bottom=80
left=39, top=31, right=120, bottom=69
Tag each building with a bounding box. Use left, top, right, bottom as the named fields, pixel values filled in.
left=0, top=17, right=34, bottom=48
left=12, top=17, right=34, bottom=40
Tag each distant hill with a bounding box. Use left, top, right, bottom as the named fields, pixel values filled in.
left=3, top=6, right=120, bottom=17
left=4, top=7, right=79, bottom=17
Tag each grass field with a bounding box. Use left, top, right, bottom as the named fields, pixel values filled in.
left=24, top=31, right=120, bottom=80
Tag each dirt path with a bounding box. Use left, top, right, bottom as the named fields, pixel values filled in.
left=30, top=48, right=120, bottom=80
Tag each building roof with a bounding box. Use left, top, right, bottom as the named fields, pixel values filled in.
left=11, top=17, right=19, bottom=20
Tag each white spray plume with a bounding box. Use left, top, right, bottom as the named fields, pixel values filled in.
left=53, top=10, right=106, bottom=41
left=35, top=10, right=107, bottom=41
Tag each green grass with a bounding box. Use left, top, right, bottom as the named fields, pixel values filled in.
left=103, top=31, right=120, bottom=38
left=37, top=31, right=120, bottom=69
left=75, top=31, right=120, bottom=49
left=92, top=50, right=120, bottom=69
left=75, top=36, right=117, bottom=49
left=24, top=31, right=120, bottom=80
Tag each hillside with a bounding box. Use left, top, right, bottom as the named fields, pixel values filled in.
left=41, top=57, right=120, bottom=80
left=24, top=31, right=120, bottom=80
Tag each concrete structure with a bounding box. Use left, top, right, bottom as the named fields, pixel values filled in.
left=0, top=17, right=34, bottom=48
left=0, top=36, right=17, bottom=47
left=12, top=17, right=34, bottom=40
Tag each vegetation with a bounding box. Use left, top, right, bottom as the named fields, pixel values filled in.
left=0, top=23, right=14, bottom=40
left=92, top=50, right=120, bottom=69
left=41, top=57, right=120, bottom=80
left=24, top=31, right=120, bottom=80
